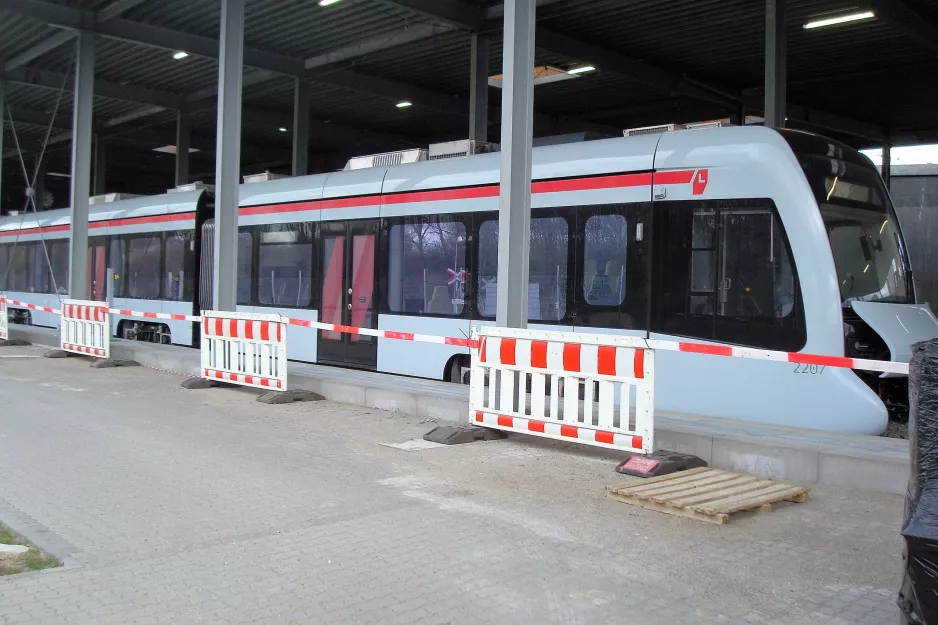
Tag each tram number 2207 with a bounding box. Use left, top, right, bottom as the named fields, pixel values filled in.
left=792, top=364, right=826, bottom=375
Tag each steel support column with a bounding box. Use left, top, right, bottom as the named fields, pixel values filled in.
left=469, top=33, right=489, bottom=143
left=212, top=0, right=245, bottom=312
left=175, top=111, right=190, bottom=187
left=292, top=78, right=310, bottom=176
left=882, top=139, right=892, bottom=191
left=93, top=136, right=107, bottom=195
left=0, top=81, right=4, bottom=211
left=68, top=31, right=95, bottom=299
left=495, top=0, right=535, bottom=328
left=765, top=0, right=786, bottom=129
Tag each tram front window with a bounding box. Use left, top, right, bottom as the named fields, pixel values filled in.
left=798, top=153, right=910, bottom=304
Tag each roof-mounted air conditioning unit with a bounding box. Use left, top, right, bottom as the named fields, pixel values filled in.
left=624, top=123, right=684, bottom=137
left=344, top=148, right=428, bottom=170
left=428, top=139, right=499, bottom=160
left=168, top=182, right=215, bottom=194
left=243, top=172, right=290, bottom=184
left=684, top=119, right=734, bottom=130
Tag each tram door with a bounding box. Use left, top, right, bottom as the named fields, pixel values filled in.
left=87, top=240, right=107, bottom=301
left=317, top=220, right=379, bottom=369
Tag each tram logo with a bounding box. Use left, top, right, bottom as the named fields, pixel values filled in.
left=692, top=169, right=709, bottom=195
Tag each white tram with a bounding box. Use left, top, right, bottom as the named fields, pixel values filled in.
left=2, top=126, right=936, bottom=434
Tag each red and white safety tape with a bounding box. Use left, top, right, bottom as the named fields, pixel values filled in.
left=645, top=339, right=909, bottom=375
left=0, top=296, right=914, bottom=374
left=283, top=317, right=479, bottom=349
left=109, top=309, right=201, bottom=322
left=0, top=297, right=60, bottom=314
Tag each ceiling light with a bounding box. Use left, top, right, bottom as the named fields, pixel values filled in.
left=318, top=0, right=343, bottom=5
left=278, top=127, right=288, bottom=132
left=803, top=11, right=874, bottom=29
left=567, top=65, right=596, bottom=75
left=173, top=51, right=189, bottom=60
left=395, top=101, right=413, bottom=108
left=153, top=145, right=199, bottom=154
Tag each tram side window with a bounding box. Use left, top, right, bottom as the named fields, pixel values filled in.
left=257, top=224, right=314, bottom=308
left=237, top=231, right=253, bottom=305
left=0, top=245, right=8, bottom=290
left=650, top=200, right=805, bottom=351
left=164, top=232, right=193, bottom=301
left=387, top=220, right=467, bottom=316
left=583, top=215, right=628, bottom=306
left=49, top=242, right=69, bottom=294
left=27, top=243, right=54, bottom=294
left=126, top=236, right=162, bottom=300
left=7, top=245, right=30, bottom=292
left=477, top=217, right=568, bottom=321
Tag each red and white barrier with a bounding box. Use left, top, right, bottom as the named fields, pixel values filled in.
left=59, top=299, right=110, bottom=358
left=200, top=310, right=288, bottom=391
left=0, top=294, right=7, bottom=340
left=470, top=326, right=655, bottom=455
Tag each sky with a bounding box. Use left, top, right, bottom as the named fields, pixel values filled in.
left=861, top=145, right=938, bottom=166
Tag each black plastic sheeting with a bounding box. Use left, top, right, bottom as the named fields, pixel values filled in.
left=899, top=338, right=938, bottom=624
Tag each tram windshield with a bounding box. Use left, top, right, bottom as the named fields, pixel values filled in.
left=797, top=153, right=910, bottom=304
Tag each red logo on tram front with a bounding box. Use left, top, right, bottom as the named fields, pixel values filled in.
left=692, top=169, right=709, bottom=195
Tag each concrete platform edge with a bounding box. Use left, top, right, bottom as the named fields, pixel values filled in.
left=9, top=325, right=910, bottom=495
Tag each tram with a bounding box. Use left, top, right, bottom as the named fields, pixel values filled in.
left=2, top=125, right=935, bottom=434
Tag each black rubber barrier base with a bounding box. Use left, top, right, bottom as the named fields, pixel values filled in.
left=256, top=390, right=324, bottom=404
left=0, top=339, right=31, bottom=347
left=423, top=425, right=507, bottom=445
left=616, top=451, right=709, bottom=478
left=43, top=350, right=73, bottom=359
left=90, top=359, right=139, bottom=369
left=180, top=377, right=229, bottom=390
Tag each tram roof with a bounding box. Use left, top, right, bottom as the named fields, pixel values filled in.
left=2, top=0, right=937, bottom=210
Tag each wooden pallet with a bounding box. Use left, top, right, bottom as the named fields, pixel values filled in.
left=606, top=467, right=810, bottom=525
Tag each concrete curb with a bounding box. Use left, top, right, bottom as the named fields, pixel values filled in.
left=0, top=496, right=83, bottom=571
left=9, top=324, right=910, bottom=495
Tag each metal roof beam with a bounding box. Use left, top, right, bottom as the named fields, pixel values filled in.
left=303, top=0, right=565, bottom=72
left=741, top=92, right=884, bottom=141
left=2, top=106, right=72, bottom=130
left=868, top=0, right=938, bottom=56
left=304, top=23, right=452, bottom=70
left=533, top=28, right=739, bottom=108
left=3, top=0, right=146, bottom=72
left=1, top=67, right=187, bottom=109
left=377, top=0, right=485, bottom=30
left=98, top=18, right=305, bottom=76
left=0, top=0, right=304, bottom=77
left=4, top=31, right=76, bottom=72
left=96, top=0, right=147, bottom=22
left=306, top=67, right=468, bottom=115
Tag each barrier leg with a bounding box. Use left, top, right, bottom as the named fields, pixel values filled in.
left=0, top=339, right=32, bottom=347
left=181, top=377, right=228, bottom=390
left=256, top=390, right=325, bottom=404
left=44, top=349, right=75, bottom=359
left=423, top=425, right=506, bottom=445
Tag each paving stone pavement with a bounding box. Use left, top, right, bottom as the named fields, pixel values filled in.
left=0, top=345, right=906, bottom=624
